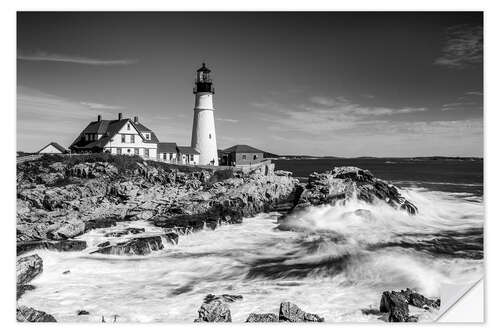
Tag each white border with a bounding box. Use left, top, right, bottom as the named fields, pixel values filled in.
left=2, top=1, right=498, bottom=332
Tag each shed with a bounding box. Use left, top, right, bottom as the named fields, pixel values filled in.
left=221, top=145, right=265, bottom=166
left=37, top=142, right=68, bottom=154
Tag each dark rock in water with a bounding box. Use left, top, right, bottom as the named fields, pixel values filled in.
left=91, top=233, right=178, bottom=255
left=17, top=284, right=35, bottom=300
left=398, top=288, right=440, bottom=310
left=104, top=227, right=145, bottom=237
left=246, top=313, right=279, bottom=322
left=279, top=302, right=324, bottom=322
left=77, top=310, right=90, bottom=315
left=17, top=239, right=87, bottom=255
left=361, top=308, right=383, bottom=316
left=17, top=305, right=57, bottom=322
left=194, top=295, right=234, bottom=322
left=17, top=254, right=43, bottom=285
left=62, top=270, right=70, bottom=274
left=291, top=166, right=418, bottom=215
left=380, top=291, right=409, bottom=322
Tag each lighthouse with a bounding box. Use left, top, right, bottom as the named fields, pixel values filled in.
left=191, top=63, right=218, bottom=166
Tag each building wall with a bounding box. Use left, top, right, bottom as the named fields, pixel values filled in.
left=234, top=152, right=264, bottom=165
left=39, top=145, right=63, bottom=154
left=191, top=92, right=218, bottom=166
left=179, top=153, right=200, bottom=165
left=103, top=120, right=157, bottom=160
left=157, top=152, right=178, bottom=164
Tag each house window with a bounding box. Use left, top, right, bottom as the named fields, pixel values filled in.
left=163, top=153, right=167, bottom=160
left=127, top=149, right=131, bottom=154
left=117, top=148, right=122, bottom=154
left=189, top=154, right=194, bottom=162
left=253, top=155, right=258, bottom=160
left=127, top=123, right=131, bottom=130
left=242, top=154, right=247, bottom=160
left=144, top=149, right=149, bottom=157
left=134, top=148, right=139, bottom=155
left=121, top=134, right=126, bottom=143
left=130, top=135, right=135, bottom=143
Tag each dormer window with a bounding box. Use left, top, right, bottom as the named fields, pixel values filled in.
left=144, top=133, right=150, bottom=140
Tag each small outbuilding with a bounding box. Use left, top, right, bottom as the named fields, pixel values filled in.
left=220, top=144, right=265, bottom=166
left=177, top=146, right=200, bottom=165
left=157, top=142, right=179, bottom=163
left=37, top=142, right=68, bottom=154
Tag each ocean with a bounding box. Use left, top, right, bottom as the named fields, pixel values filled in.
left=19, top=158, right=484, bottom=322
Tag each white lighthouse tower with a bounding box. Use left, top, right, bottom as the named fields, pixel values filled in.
left=191, top=63, right=218, bottom=166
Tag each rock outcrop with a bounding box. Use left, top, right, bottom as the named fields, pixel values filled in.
left=278, top=301, right=324, bottom=322
left=194, top=294, right=242, bottom=322
left=91, top=233, right=178, bottom=255
left=17, top=305, right=57, bottom=322
left=290, top=166, right=417, bottom=215
left=379, top=289, right=440, bottom=322
left=17, top=254, right=43, bottom=285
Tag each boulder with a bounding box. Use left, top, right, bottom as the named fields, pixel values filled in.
left=246, top=313, right=279, bottom=322
left=17, top=305, right=57, bottom=322
left=47, top=219, right=86, bottom=240
left=194, top=295, right=231, bottom=322
left=17, top=254, right=43, bottom=285
left=17, top=284, right=35, bottom=300
left=278, top=302, right=324, bottom=322
left=379, top=291, right=410, bottom=322
left=91, top=233, right=178, bottom=255
left=77, top=310, right=90, bottom=315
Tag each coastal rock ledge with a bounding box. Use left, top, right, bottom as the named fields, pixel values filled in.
left=291, top=166, right=418, bottom=215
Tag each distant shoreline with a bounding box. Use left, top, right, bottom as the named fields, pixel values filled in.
left=269, top=155, right=483, bottom=161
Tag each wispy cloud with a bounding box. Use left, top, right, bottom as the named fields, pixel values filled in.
left=18, top=51, right=138, bottom=66
left=466, top=91, right=483, bottom=96
left=80, top=102, right=123, bottom=110
left=434, top=24, right=483, bottom=69
left=216, top=117, right=239, bottom=123
left=253, top=96, right=427, bottom=136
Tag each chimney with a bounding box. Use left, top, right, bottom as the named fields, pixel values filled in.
left=118, top=112, right=122, bottom=120
left=134, top=116, right=139, bottom=123
left=97, top=114, right=102, bottom=122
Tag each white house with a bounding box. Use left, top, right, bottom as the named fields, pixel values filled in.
left=38, top=142, right=67, bottom=154
left=157, top=142, right=200, bottom=165
left=69, top=113, right=158, bottom=160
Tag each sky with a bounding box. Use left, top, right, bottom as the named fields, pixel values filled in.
left=17, top=12, right=483, bottom=157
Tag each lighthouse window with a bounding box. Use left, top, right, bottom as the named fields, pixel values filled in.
left=209, top=134, right=212, bottom=139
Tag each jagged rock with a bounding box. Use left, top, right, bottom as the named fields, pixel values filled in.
left=246, top=313, right=279, bottom=322
left=278, top=302, right=324, bottom=322
left=77, top=310, right=90, bottom=315
left=17, top=239, right=87, bottom=255
left=380, top=291, right=410, bottom=322
left=17, top=254, right=43, bottom=285
left=47, top=219, right=86, bottom=240
left=194, top=294, right=241, bottom=322
left=291, top=167, right=417, bottom=215
left=17, top=305, right=57, bottom=322
left=398, top=288, right=440, bottom=310
left=91, top=233, right=178, bottom=255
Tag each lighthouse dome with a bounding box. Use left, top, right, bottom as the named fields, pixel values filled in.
left=197, top=62, right=211, bottom=73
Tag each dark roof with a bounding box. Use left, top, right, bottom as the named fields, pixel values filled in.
left=158, top=142, right=178, bottom=153
left=222, top=145, right=265, bottom=154
left=70, top=118, right=159, bottom=150
left=38, top=142, right=67, bottom=153
left=177, top=146, right=200, bottom=155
